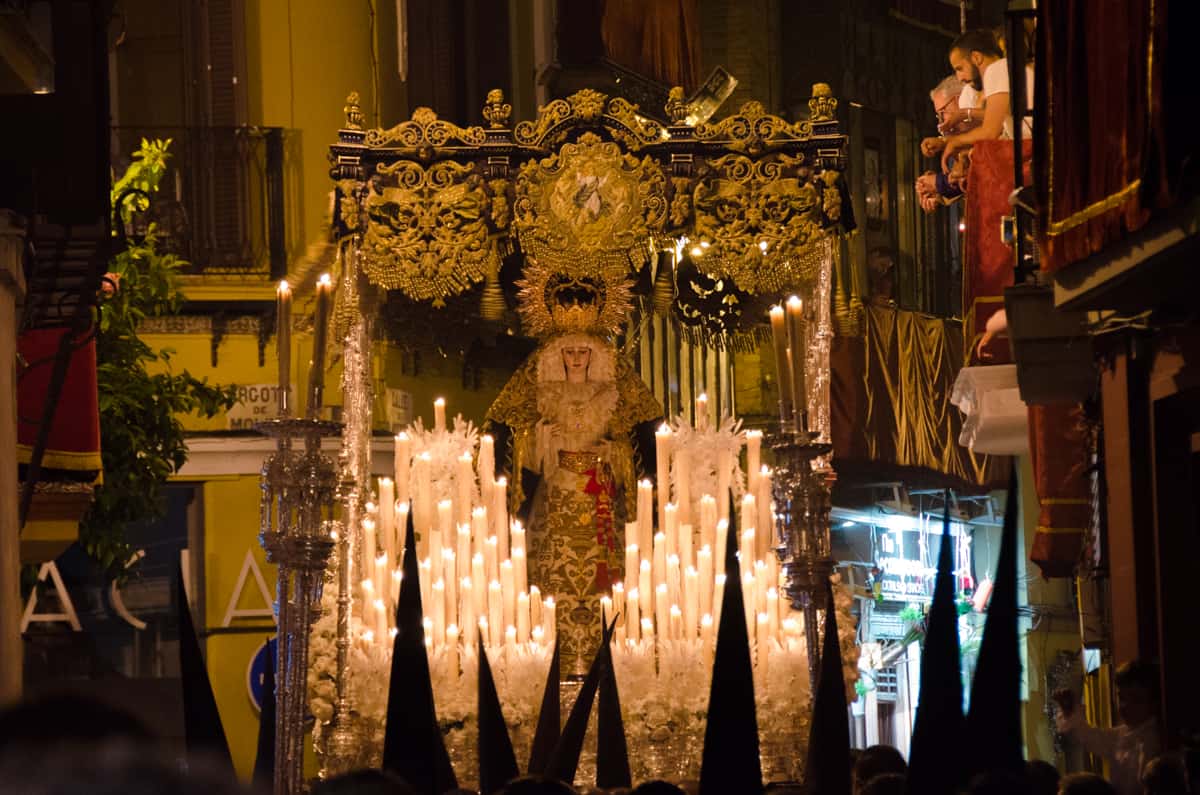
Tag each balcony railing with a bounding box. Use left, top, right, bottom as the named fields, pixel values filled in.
left=110, top=126, right=295, bottom=278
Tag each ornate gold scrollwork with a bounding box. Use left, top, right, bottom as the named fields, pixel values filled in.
left=364, top=107, right=488, bottom=149
left=695, top=100, right=811, bottom=155
left=691, top=153, right=827, bottom=293
left=513, top=89, right=665, bottom=151
left=808, top=83, right=838, bottom=122
left=513, top=133, right=667, bottom=273
left=359, top=160, right=497, bottom=301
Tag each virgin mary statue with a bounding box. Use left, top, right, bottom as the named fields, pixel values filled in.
left=486, top=261, right=661, bottom=674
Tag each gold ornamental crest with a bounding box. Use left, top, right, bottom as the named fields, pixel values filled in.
left=513, top=133, right=667, bottom=275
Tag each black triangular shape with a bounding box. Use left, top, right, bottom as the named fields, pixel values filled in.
left=527, top=641, right=561, bottom=775
left=252, top=636, right=277, bottom=790
left=176, top=562, right=235, bottom=773
left=698, top=517, right=762, bottom=795
left=595, top=618, right=631, bottom=789
left=802, top=580, right=852, bottom=795
left=478, top=631, right=520, bottom=795
left=381, top=509, right=458, bottom=793
left=546, top=639, right=604, bottom=786
left=906, top=498, right=967, bottom=795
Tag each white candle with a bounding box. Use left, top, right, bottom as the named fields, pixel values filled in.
left=740, top=494, right=757, bottom=535
left=786, top=296, right=807, bottom=428
left=700, top=495, right=718, bottom=554
left=276, top=280, right=292, bottom=414
left=612, top=581, right=625, bottom=627
left=456, top=524, right=472, bottom=584
left=674, top=448, right=692, bottom=527
left=679, top=523, right=694, bottom=573
left=478, top=434, right=495, bottom=506
left=600, top=595, right=614, bottom=627
left=416, top=453, right=433, bottom=547
left=754, top=560, right=769, bottom=614
left=637, top=480, right=654, bottom=554
left=456, top=453, right=474, bottom=526
left=517, top=592, right=530, bottom=642
left=531, top=625, right=545, bottom=647
left=485, top=536, right=499, bottom=584
left=742, top=573, right=756, bottom=635
left=512, top=546, right=528, bottom=598
left=667, top=553, right=681, bottom=607
left=378, top=478, right=396, bottom=562
left=419, top=558, right=432, bottom=614
left=500, top=560, right=515, bottom=629
left=758, top=467, right=773, bottom=558
left=713, top=574, right=726, bottom=630
left=434, top=397, right=446, bottom=433
left=669, top=604, right=683, bottom=641
left=306, top=274, right=332, bottom=418
left=374, top=597, right=388, bottom=641
left=391, top=570, right=402, bottom=605
left=655, top=424, right=672, bottom=531
left=766, top=588, right=780, bottom=637
left=446, top=624, right=460, bottom=674
left=363, top=515, right=378, bottom=562
left=641, top=616, right=655, bottom=643
left=544, top=597, right=556, bottom=644
left=684, top=566, right=698, bottom=641
left=638, top=559, right=652, bottom=622
left=395, top=503, right=409, bottom=564
left=493, top=478, right=509, bottom=559
left=624, top=543, right=640, bottom=597
left=511, top=521, right=526, bottom=554
left=429, top=529, right=444, bottom=586
left=437, top=498, right=453, bottom=540
left=460, top=578, right=475, bottom=643
left=471, top=507, right=489, bottom=559
left=769, top=305, right=794, bottom=424
left=664, top=503, right=678, bottom=559
left=626, top=589, right=641, bottom=641
left=717, top=448, right=732, bottom=523
left=488, top=580, right=503, bottom=647
left=394, top=432, right=411, bottom=505
left=695, top=393, right=709, bottom=430
left=431, top=580, right=446, bottom=644
left=756, top=612, right=771, bottom=674
left=505, top=624, right=517, bottom=653
left=530, top=586, right=542, bottom=628
left=374, top=552, right=389, bottom=608
left=361, top=578, right=375, bottom=612
left=698, top=545, right=713, bottom=615
left=740, top=529, right=756, bottom=579
left=443, top=552, right=458, bottom=628
left=471, top=555, right=486, bottom=616
left=715, top=519, right=730, bottom=570
left=745, top=430, right=762, bottom=492
left=478, top=616, right=490, bottom=649
left=653, top=531, right=667, bottom=589
left=700, top=613, right=714, bottom=657
left=655, top=583, right=669, bottom=638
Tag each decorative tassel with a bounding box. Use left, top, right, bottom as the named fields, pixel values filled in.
left=480, top=257, right=506, bottom=321
left=652, top=256, right=675, bottom=314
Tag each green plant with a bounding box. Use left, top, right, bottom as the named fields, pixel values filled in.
left=81, top=139, right=238, bottom=580
left=898, top=602, right=925, bottom=623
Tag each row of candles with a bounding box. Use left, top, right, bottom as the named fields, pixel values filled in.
left=352, top=396, right=803, bottom=672
left=275, top=275, right=334, bottom=418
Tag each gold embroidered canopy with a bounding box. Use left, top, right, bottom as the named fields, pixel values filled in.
left=329, top=83, right=849, bottom=334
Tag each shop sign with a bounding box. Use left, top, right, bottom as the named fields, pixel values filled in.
left=227, top=384, right=289, bottom=430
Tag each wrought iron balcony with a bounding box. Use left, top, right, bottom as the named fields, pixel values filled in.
left=109, top=126, right=295, bottom=279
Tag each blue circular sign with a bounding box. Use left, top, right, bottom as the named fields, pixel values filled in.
left=246, top=636, right=277, bottom=713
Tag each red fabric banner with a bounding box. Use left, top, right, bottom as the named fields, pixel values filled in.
left=17, top=327, right=102, bottom=473
left=1027, top=403, right=1090, bottom=578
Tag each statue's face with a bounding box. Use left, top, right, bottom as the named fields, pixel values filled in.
left=562, top=346, right=592, bottom=380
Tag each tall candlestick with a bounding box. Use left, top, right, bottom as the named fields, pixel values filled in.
left=275, top=280, right=292, bottom=415
left=637, top=480, right=654, bottom=554
left=655, top=583, right=669, bottom=638
left=374, top=598, right=388, bottom=641
left=679, top=522, right=694, bottom=573
left=766, top=587, right=780, bottom=637
left=713, top=574, right=726, bottom=630
left=431, top=580, right=446, bottom=644
left=785, top=295, right=807, bottom=430
left=641, top=617, right=654, bottom=644
left=510, top=521, right=526, bottom=554
left=600, top=595, right=614, bottom=628
left=391, top=570, right=402, bottom=605
left=745, top=430, right=762, bottom=493
left=306, top=273, right=332, bottom=418
left=653, top=531, right=667, bottom=590
left=395, top=503, right=409, bottom=565
left=684, top=567, right=698, bottom=640
left=512, top=546, right=527, bottom=598
left=433, top=397, right=446, bottom=433
left=742, top=573, right=756, bottom=636
left=769, top=304, right=794, bottom=424
left=717, top=448, right=732, bottom=523
left=456, top=453, right=474, bottom=526
left=505, top=624, right=517, bottom=653
left=664, top=503, right=679, bottom=559
left=740, top=529, right=756, bottom=579
left=429, top=529, right=444, bottom=584
left=394, top=432, right=412, bottom=505
left=624, top=543, right=639, bottom=596
left=471, top=555, right=486, bottom=617
left=488, top=580, right=503, bottom=647
left=516, top=592, right=530, bottom=642
left=446, top=624, right=460, bottom=673
left=500, top=559, right=515, bottom=629
left=543, top=598, right=556, bottom=645
left=419, top=559, right=432, bottom=615
left=655, top=424, right=672, bottom=533
left=456, top=524, right=471, bottom=584
left=695, top=393, right=709, bottom=430
left=715, top=519, right=729, bottom=568
left=626, top=589, right=641, bottom=641
left=756, top=612, right=771, bottom=674
left=485, top=536, right=499, bottom=584
left=531, top=625, right=544, bottom=647
left=529, top=586, right=542, bottom=629
left=697, top=545, right=713, bottom=615
left=478, top=616, right=490, bottom=649
left=675, top=449, right=692, bottom=526
left=379, top=478, right=396, bottom=562
left=478, top=434, right=495, bottom=507
left=758, top=467, right=773, bottom=558
left=740, top=494, right=757, bottom=535
left=444, top=553, right=458, bottom=629
left=667, top=553, right=681, bottom=607
left=493, top=478, right=509, bottom=559
left=669, top=605, right=683, bottom=641
left=460, top=578, right=475, bottom=644
left=471, top=508, right=489, bottom=559
left=612, top=581, right=625, bottom=627
left=700, top=613, right=714, bottom=657
left=415, top=453, right=433, bottom=547
left=639, top=559, right=652, bottom=623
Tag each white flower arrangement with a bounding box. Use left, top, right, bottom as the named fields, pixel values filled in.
left=668, top=413, right=747, bottom=518
left=405, top=414, right=480, bottom=506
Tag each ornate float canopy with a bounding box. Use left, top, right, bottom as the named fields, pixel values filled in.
left=328, top=84, right=849, bottom=342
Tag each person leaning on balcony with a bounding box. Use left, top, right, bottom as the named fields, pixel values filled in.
left=917, top=74, right=983, bottom=211
left=936, top=29, right=1034, bottom=172
left=1054, top=660, right=1162, bottom=795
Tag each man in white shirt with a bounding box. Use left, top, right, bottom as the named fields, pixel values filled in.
left=940, top=29, right=1030, bottom=171
left=1055, top=660, right=1162, bottom=795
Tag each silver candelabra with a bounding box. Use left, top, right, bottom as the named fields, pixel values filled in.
left=258, top=416, right=342, bottom=795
